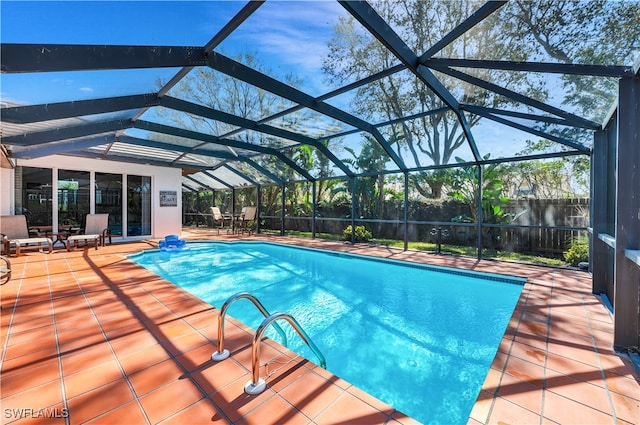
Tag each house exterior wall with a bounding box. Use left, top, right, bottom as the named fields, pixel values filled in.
left=1, top=155, right=182, bottom=240
left=0, top=166, right=15, bottom=216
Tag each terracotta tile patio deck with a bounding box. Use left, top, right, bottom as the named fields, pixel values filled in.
left=1, top=230, right=638, bottom=424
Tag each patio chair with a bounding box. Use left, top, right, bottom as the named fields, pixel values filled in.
left=210, top=207, right=229, bottom=233
left=1, top=255, right=11, bottom=284
left=0, top=215, right=53, bottom=256
left=238, top=206, right=257, bottom=234
left=66, top=213, right=110, bottom=251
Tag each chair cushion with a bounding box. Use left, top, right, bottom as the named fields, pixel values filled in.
left=67, top=234, right=100, bottom=242
left=10, top=238, right=52, bottom=245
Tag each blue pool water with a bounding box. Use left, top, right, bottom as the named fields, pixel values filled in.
left=130, top=242, right=524, bottom=424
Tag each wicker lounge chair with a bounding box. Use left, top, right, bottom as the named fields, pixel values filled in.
left=0, top=215, right=53, bottom=256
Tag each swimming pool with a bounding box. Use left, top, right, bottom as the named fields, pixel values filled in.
left=130, top=241, right=524, bottom=424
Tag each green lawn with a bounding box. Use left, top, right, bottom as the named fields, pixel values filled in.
left=261, top=229, right=568, bottom=267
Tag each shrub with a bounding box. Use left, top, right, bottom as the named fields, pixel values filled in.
left=343, top=225, right=372, bottom=243
left=564, top=236, right=589, bottom=266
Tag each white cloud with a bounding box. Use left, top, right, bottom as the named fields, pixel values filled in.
left=51, top=78, right=75, bottom=85
left=79, top=87, right=94, bottom=93
left=219, top=1, right=347, bottom=95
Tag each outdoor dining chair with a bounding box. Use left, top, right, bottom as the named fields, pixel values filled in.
left=210, top=206, right=229, bottom=233
left=238, top=206, right=257, bottom=234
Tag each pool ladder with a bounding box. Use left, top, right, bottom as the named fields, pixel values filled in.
left=211, top=292, right=326, bottom=395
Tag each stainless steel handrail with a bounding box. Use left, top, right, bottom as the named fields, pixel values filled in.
left=245, top=312, right=326, bottom=395
left=211, top=292, right=288, bottom=361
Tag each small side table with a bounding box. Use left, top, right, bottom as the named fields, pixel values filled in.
left=46, top=227, right=81, bottom=248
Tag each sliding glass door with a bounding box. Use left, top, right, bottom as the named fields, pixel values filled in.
left=12, top=168, right=152, bottom=238
left=95, top=173, right=123, bottom=237
left=15, top=166, right=52, bottom=228
left=127, top=175, right=151, bottom=236
left=58, top=169, right=90, bottom=228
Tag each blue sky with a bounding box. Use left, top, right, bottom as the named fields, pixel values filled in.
left=1, top=1, right=246, bottom=45
left=1, top=1, right=346, bottom=103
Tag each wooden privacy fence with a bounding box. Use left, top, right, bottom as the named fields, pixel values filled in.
left=500, top=198, right=589, bottom=256
left=506, top=198, right=589, bottom=229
